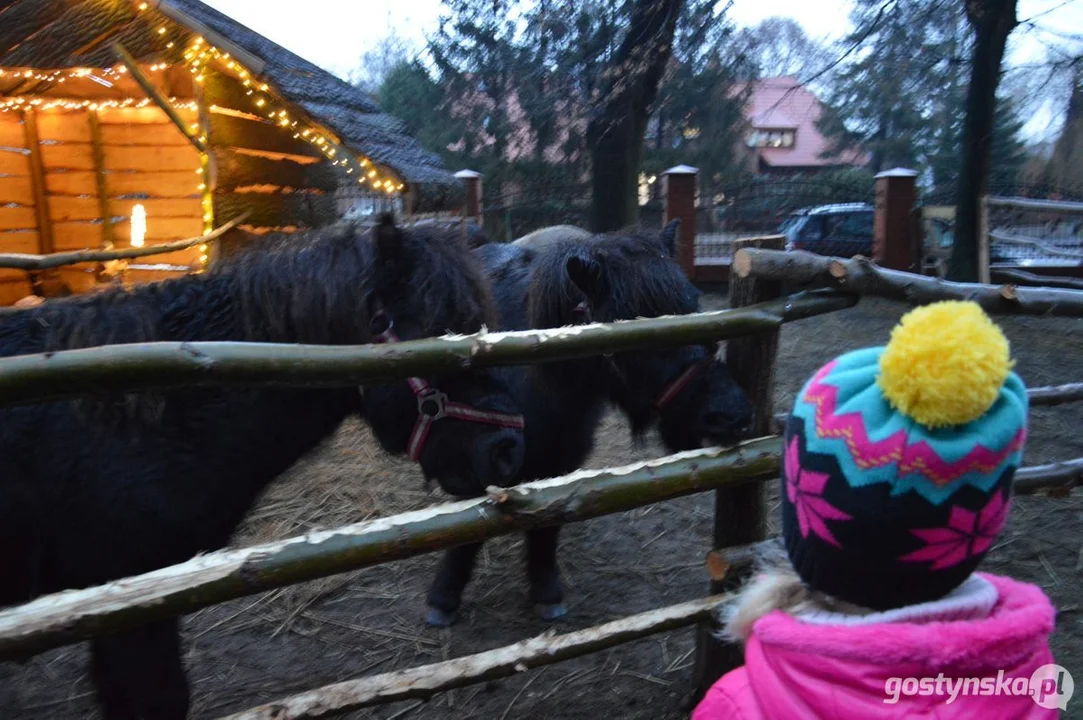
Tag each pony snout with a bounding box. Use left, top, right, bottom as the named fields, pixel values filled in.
left=477, top=429, right=525, bottom=485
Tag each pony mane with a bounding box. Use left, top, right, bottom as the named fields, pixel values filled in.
left=0, top=221, right=495, bottom=423
left=526, top=227, right=700, bottom=330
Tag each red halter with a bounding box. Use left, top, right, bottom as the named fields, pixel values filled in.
left=572, top=300, right=710, bottom=413
left=370, top=313, right=525, bottom=463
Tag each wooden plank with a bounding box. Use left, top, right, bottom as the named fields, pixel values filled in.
left=48, top=197, right=204, bottom=224
left=111, top=197, right=203, bottom=219
left=52, top=222, right=107, bottom=251
left=35, top=112, right=92, bottom=143
left=99, top=122, right=191, bottom=147
left=97, top=107, right=198, bottom=125
left=0, top=176, right=33, bottom=205
left=0, top=229, right=41, bottom=254
left=21, top=111, right=50, bottom=254
left=208, top=112, right=323, bottom=159
left=52, top=217, right=205, bottom=251
left=43, top=171, right=98, bottom=197
left=45, top=170, right=200, bottom=198
left=0, top=120, right=26, bottom=148
left=103, top=145, right=201, bottom=172
left=0, top=206, right=37, bottom=231
left=40, top=143, right=96, bottom=172
left=0, top=148, right=30, bottom=176
left=214, top=149, right=339, bottom=193
left=47, top=196, right=101, bottom=223
left=0, top=279, right=34, bottom=306
left=214, top=191, right=338, bottom=229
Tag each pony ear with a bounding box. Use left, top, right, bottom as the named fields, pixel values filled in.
left=659, top=219, right=680, bottom=257
left=374, top=213, right=405, bottom=265
left=565, top=252, right=605, bottom=305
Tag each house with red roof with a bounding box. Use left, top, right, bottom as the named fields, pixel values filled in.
left=737, top=76, right=869, bottom=173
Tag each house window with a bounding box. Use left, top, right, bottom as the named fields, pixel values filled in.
left=745, top=128, right=796, bottom=149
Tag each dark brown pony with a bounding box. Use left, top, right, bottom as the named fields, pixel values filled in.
left=425, top=221, right=753, bottom=626
left=0, top=217, right=524, bottom=720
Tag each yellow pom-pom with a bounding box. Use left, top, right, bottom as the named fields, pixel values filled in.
left=877, top=301, right=1013, bottom=428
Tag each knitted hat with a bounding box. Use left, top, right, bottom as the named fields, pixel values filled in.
left=782, top=300, right=1028, bottom=611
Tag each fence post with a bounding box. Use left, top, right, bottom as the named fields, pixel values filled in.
left=873, top=168, right=919, bottom=272
left=690, top=235, right=783, bottom=703
left=663, top=165, right=698, bottom=280
left=455, top=170, right=483, bottom=223
left=978, top=195, right=991, bottom=285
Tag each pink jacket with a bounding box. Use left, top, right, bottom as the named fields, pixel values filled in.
left=692, top=574, right=1060, bottom=719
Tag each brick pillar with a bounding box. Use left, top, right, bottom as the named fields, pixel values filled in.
left=873, top=168, right=919, bottom=272
left=662, top=165, right=698, bottom=279
left=455, top=169, right=483, bottom=222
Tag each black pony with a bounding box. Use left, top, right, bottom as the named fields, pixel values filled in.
left=425, top=220, right=753, bottom=626
left=0, top=217, right=525, bottom=720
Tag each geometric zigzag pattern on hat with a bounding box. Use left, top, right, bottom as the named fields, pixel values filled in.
left=801, top=360, right=1027, bottom=487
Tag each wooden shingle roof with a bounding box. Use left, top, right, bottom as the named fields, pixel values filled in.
left=0, top=0, right=456, bottom=187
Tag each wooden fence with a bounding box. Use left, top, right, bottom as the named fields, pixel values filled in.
left=0, top=246, right=1081, bottom=718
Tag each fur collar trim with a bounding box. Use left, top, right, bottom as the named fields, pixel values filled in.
left=752, top=573, right=1055, bottom=671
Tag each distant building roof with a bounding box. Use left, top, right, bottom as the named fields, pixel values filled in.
left=737, top=76, right=869, bottom=170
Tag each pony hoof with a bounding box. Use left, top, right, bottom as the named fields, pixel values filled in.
left=425, top=606, right=458, bottom=628
left=534, top=603, right=567, bottom=621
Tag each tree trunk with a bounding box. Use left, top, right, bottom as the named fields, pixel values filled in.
left=587, top=0, right=683, bottom=232
left=949, top=0, right=1018, bottom=281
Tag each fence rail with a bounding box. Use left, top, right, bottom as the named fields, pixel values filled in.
left=0, top=439, right=782, bottom=662
left=0, top=214, right=247, bottom=271
left=0, top=291, right=854, bottom=407
left=733, top=248, right=1083, bottom=317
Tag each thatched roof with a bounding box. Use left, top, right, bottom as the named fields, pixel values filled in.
left=0, top=0, right=457, bottom=189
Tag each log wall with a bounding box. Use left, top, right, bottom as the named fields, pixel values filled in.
left=202, top=72, right=339, bottom=254
left=36, top=106, right=203, bottom=290
left=0, top=112, right=37, bottom=304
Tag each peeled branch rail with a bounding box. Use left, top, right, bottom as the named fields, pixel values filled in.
left=220, top=593, right=732, bottom=719
left=0, top=214, right=248, bottom=271
left=732, top=249, right=1083, bottom=317
left=0, top=438, right=782, bottom=662
left=1013, top=457, right=1083, bottom=496
left=992, top=269, right=1083, bottom=292
left=0, top=291, right=855, bottom=408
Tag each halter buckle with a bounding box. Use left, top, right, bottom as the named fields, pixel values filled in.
left=417, top=388, right=448, bottom=420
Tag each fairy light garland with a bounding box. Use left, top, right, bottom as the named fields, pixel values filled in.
left=178, top=33, right=406, bottom=195
left=0, top=96, right=198, bottom=113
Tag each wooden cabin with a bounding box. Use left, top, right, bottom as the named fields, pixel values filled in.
left=0, top=0, right=457, bottom=305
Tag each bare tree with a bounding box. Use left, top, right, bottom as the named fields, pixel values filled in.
left=587, top=0, right=684, bottom=232
left=949, top=0, right=1018, bottom=281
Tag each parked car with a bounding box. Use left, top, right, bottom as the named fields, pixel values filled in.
left=780, top=203, right=875, bottom=258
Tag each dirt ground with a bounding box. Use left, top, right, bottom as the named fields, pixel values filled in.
left=2, top=295, right=1082, bottom=720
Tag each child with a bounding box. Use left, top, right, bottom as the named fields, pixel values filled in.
left=693, top=300, right=1063, bottom=719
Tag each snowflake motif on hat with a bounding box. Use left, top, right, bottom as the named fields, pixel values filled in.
left=785, top=436, right=852, bottom=548
left=899, top=491, right=1011, bottom=570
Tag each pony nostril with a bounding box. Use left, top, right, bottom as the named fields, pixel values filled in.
left=488, top=433, right=524, bottom=481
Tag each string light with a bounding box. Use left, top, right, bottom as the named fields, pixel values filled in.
left=0, top=64, right=165, bottom=85
left=0, top=96, right=198, bottom=113
left=181, top=35, right=406, bottom=194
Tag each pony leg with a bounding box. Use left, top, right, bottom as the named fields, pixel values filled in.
left=425, top=542, right=483, bottom=627
left=525, top=526, right=566, bottom=620
left=89, top=619, right=189, bottom=720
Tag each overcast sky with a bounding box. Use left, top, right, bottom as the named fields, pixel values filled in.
left=205, top=0, right=1080, bottom=139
